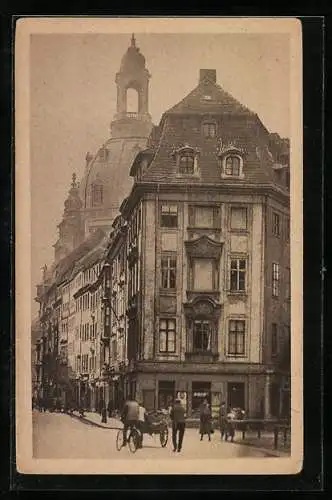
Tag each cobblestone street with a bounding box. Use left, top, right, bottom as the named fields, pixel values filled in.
left=33, top=411, right=279, bottom=460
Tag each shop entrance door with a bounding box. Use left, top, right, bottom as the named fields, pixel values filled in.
left=227, top=382, right=245, bottom=410
left=158, top=381, right=175, bottom=410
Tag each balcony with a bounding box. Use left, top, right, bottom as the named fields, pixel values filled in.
left=185, top=351, right=219, bottom=363
left=114, top=111, right=151, bottom=122
left=186, top=290, right=220, bottom=303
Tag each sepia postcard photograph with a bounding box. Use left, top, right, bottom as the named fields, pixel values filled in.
left=15, top=17, right=303, bottom=476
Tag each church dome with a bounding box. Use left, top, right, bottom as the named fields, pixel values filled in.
left=79, top=137, right=148, bottom=221
left=120, top=34, right=146, bottom=72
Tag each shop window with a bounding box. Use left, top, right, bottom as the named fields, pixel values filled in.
left=160, top=204, right=178, bottom=228
left=230, top=207, right=247, bottom=230
left=192, top=381, right=211, bottom=412
left=158, top=380, right=175, bottom=410
left=228, top=319, right=245, bottom=356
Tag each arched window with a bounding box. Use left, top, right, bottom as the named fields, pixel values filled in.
left=126, top=88, right=139, bottom=113
left=225, top=155, right=241, bottom=176
left=173, top=145, right=200, bottom=177
left=179, top=152, right=195, bottom=175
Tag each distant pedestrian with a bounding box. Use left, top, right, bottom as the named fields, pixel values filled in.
left=218, top=401, right=227, bottom=440
left=170, top=398, right=186, bottom=453
left=225, top=407, right=236, bottom=442
left=199, top=399, right=212, bottom=441
left=107, top=400, right=113, bottom=418
left=98, top=398, right=105, bottom=416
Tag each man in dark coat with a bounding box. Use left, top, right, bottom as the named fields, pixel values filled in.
left=218, top=401, right=227, bottom=440
left=199, top=399, right=212, bottom=441
left=170, top=399, right=186, bottom=453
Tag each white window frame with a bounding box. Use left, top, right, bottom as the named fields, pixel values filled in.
left=221, top=154, right=245, bottom=179
left=159, top=318, right=176, bottom=353
left=229, top=257, right=247, bottom=293
left=227, top=318, right=246, bottom=357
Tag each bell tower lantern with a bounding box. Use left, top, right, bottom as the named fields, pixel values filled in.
left=111, top=34, right=152, bottom=139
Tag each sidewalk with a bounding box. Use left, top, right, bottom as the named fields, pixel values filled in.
left=232, top=430, right=291, bottom=457
left=71, top=410, right=123, bottom=430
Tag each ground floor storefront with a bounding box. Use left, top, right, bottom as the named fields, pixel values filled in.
left=127, top=363, right=290, bottom=419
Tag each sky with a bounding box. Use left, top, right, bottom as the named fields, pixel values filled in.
left=30, top=32, right=290, bottom=316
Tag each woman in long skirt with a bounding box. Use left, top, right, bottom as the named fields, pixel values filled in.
left=199, top=399, right=212, bottom=441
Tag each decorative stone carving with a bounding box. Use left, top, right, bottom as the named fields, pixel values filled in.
left=183, top=296, right=221, bottom=319
left=184, top=235, right=223, bottom=260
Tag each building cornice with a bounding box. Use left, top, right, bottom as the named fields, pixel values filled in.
left=121, top=181, right=290, bottom=219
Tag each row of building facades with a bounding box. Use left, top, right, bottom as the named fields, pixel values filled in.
left=33, top=36, right=291, bottom=420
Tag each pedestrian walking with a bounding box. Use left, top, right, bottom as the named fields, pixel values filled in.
left=170, top=398, right=186, bottom=453
left=218, top=401, right=227, bottom=440
left=225, top=407, right=236, bottom=442
left=199, top=399, right=212, bottom=441
left=137, top=402, right=147, bottom=448
left=107, top=400, right=113, bottom=418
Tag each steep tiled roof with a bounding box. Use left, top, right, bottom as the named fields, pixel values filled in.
left=137, top=71, right=289, bottom=190
left=54, top=228, right=106, bottom=285
left=167, top=78, right=254, bottom=117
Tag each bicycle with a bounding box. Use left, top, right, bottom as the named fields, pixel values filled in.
left=116, top=425, right=141, bottom=453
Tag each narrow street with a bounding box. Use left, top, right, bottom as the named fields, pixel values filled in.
left=33, top=411, right=274, bottom=460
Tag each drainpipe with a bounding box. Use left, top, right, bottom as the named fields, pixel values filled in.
left=152, top=183, right=160, bottom=361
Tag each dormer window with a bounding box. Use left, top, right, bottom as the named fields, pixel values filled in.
left=218, top=145, right=245, bottom=179
left=225, top=155, right=241, bottom=176
left=173, top=145, right=200, bottom=177
left=202, top=122, right=217, bottom=138
left=179, top=151, right=195, bottom=175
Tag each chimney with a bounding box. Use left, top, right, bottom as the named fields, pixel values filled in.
left=199, top=69, right=217, bottom=84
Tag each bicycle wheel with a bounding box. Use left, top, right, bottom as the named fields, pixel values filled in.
left=159, top=425, right=168, bottom=448
left=116, top=429, right=123, bottom=451
left=128, top=429, right=139, bottom=453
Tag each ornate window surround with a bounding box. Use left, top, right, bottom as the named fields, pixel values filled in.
left=218, top=144, right=245, bottom=179
left=172, top=144, right=200, bottom=178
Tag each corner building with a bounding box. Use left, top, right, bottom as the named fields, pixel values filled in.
left=115, top=68, right=290, bottom=418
